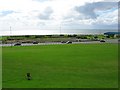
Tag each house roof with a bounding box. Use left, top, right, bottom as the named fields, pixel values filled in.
left=104, top=32, right=120, bottom=35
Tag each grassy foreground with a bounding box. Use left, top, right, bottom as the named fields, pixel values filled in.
left=2, top=44, right=118, bottom=88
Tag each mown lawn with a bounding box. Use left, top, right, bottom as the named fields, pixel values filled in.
left=2, top=44, right=118, bottom=88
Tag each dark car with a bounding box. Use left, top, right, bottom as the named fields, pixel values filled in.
left=33, top=41, right=39, bottom=44
left=14, top=43, right=21, bottom=46
left=61, top=41, right=66, bottom=43
left=66, top=41, right=72, bottom=44
left=100, top=40, right=105, bottom=42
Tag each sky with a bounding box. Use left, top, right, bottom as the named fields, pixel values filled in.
left=0, top=0, right=119, bottom=35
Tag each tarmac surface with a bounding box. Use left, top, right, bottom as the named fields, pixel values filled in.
left=0, top=39, right=119, bottom=47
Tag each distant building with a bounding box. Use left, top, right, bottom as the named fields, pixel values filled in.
left=104, top=32, right=120, bottom=38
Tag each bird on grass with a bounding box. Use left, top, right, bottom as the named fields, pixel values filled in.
left=26, top=73, right=31, bottom=80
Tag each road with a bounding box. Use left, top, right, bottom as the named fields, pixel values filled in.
left=0, top=39, right=119, bottom=47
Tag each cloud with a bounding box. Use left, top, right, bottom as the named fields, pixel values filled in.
left=0, top=10, right=15, bottom=16
left=75, top=2, right=117, bottom=19
left=103, top=0, right=119, bottom=2
left=33, top=0, right=53, bottom=2
left=62, top=1, right=118, bottom=30
left=38, top=7, right=53, bottom=20
left=0, top=0, right=118, bottom=35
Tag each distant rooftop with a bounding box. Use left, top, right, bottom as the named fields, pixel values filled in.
left=104, top=32, right=120, bottom=35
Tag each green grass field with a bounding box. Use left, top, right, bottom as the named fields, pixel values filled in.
left=2, top=44, right=118, bottom=88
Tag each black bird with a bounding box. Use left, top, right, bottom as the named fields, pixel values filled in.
left=26, top=73, right=31, bottom=80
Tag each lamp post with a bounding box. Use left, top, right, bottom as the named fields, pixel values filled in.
left=10, top=26, right=12, bottom=47
left=60, top=23, right=62, bottom=35
left=60, top=21, right=63, bottom=35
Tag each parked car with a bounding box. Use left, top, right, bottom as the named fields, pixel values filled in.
left=14, top=43, right=21, bottom=46
left=33, top=41, right=39, bottom=44
left=100, top=40, right=105, bottom=42
left=61, top=41, right=66, bottom=43
left=66, top=41, right=72, bottom=44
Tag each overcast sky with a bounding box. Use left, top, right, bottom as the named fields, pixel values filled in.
left=0, top=0, right=119, bottom=35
